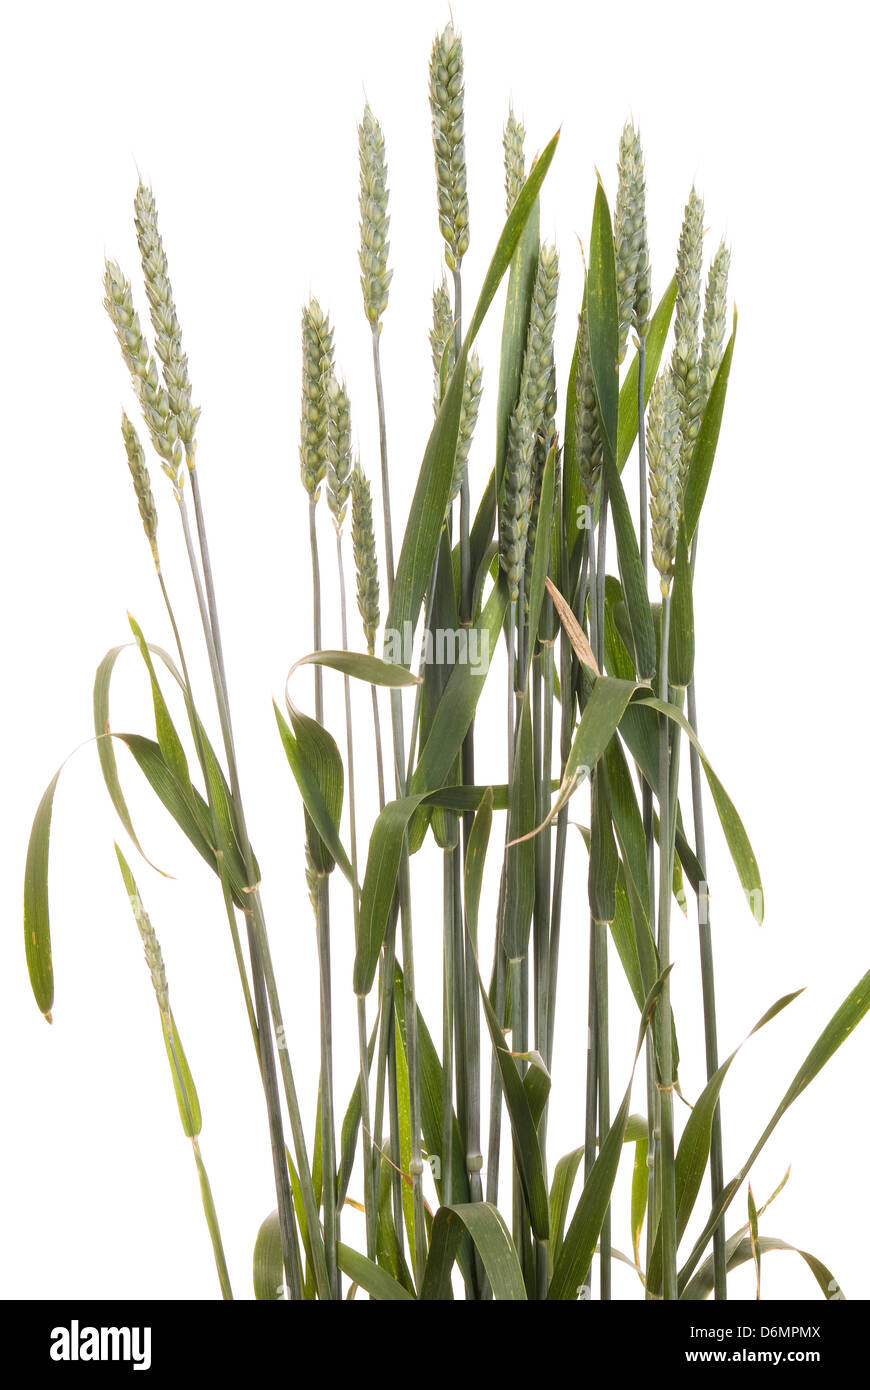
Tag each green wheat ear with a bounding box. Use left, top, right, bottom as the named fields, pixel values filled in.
left=299, top=298, right=335, bottom=501
left=326, top=376, right=352, bottom=530
left=119, top=853, right=171, bottom=1026
left=450, top=350, right=483, bottom=506
left=614, top=120, right=651, bottom=361
left=575, top=305, right=602, bottom=500
left=647, top=366, right=683, bottom=593
left=500, top=397, right=535, bottom=602
left=121, top=412, right=159, bottom=565
left=430, top=275, right=456, bottom=413
left=133, top=182, right=200, bottom=456
left=350, top=460, right=380, bottom=654
left=429, top=22, right=469, bottom=271
left=103, top=258, right=182, bottom=489
left=504, top=106, right=526, bottom=215
left=672, top=186, right=705, bottom=483
left=358, top=104, right=393, bottom=330
left=700, top=239, right=731, bottom=411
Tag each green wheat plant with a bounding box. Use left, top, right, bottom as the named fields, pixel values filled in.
left=24, top=25, right=869, bottom=1302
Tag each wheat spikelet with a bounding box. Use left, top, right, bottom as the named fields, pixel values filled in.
left=126, top=881, right=171, bottom=1025
left=299, top=298, right=335, bottom=500
left=672, top=187, right=705, bottom=483
left=103, top=259, right=182, bottom=487
left=351, top=461, right=380, bottom=653
left=575, top=307, right=602, bottom=499
left=450, top=350, right=483, bottom=505
left=121, top=412, right=159, bottom=564
left=614, top=121, right=651, bottom=361
left=358, top=105, right=393, bottom=329
left=504, top=106, right=525, bottom=214
left=647, top=367, right=683, bottom=592
left=699, top=239, right=731, bottom=412
left=430, top=276, right=456, bottom=413
left=520, top=243, right=560, bottom=432
left=429, top=23, right=469, bottom=271
left=500, top=398, right=535, bottom=602
left=133, top=182, right=200, bottom=454
left=326, top=376, right=352, bottom=530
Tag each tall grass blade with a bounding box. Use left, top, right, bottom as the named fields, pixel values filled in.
left=682, top=316, right=736, bottom=542
left=679, top=969, right=870, bottom=1291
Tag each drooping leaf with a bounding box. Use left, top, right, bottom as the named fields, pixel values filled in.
left=683, top=1235, right=842, bottom=1303
left=253, top=1210, right=285, bottom=1301
left=420, top=1204, right=527, bottom=1301
left=636, top=696, right=763, bottom=922
left=336, top=1243, right=416, bottom=1301
left=274, top=702, right=352, bottom=883
left=289, top=650, right=421, bottom=688
left=23, top=763, right=64, bottom=1018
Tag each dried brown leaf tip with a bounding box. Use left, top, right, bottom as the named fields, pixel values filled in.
left=545, top=577, right=600, bottom=676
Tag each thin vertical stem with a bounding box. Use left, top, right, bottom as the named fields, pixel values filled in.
left=547, top=532, right=589, bottom=1069
left=687, top=523, right=726, bottom=1299
left=442, top=848, right=455, bottom=1207
left=336, top=532, right=376, bottom=1261
left=656, top=592, right=678, bottom=1301
left=176, top=481, right=314, bottom=1297
left=636, top=337, right=660, bottom=1285
left=370, top=317, right=426, bottom=1287
left=307, top=495, right=338, bottom=1298
left=371, top=329, right=394, bottom=591
left=594, top=475, right=611, bottom=1300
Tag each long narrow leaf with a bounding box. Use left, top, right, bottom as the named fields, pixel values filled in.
left=420, top=1203, right=527, bottom=1301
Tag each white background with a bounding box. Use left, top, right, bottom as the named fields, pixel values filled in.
left=2, top=0, right=868, bottom=1301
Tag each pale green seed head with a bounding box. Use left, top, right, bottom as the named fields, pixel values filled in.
left=127, top=885, right=171, bottom=1024
left=614, top=121, right=652, bottom=361
left=133, top=182, right=200, bottom=453
left=575, top=307, right=602, bottom=499
left=299, top=298, right=334, bottom=500
left=351, top=461, right=380, bottom=653
left=103, top=259, right=182, bottom=487
left=429, top=23, right=469, bottom=270
left=430, top=276, right=456, bottom=414
left=326, top=376, right=352, bottom=529
left=675, top=187, right=705, bottom=347
left=121, top=412, right=159, bottom=561
left=450, top=351, right=483, bottom=506
left=672, top=187, right=705, bottom=481
left=647, top=367, right=683, bottom=591
left=358, top=105, right=393, bottom=329
left=500, top=397, right=535, bottom=601
left=519, top=243, right=560, bottom=434
left=700, top=239, right=730, bottom=411
left=504, top=106, right=526, bottom=214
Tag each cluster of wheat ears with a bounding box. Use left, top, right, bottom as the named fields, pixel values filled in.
left=24, top=23, right=870, bottom=1301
